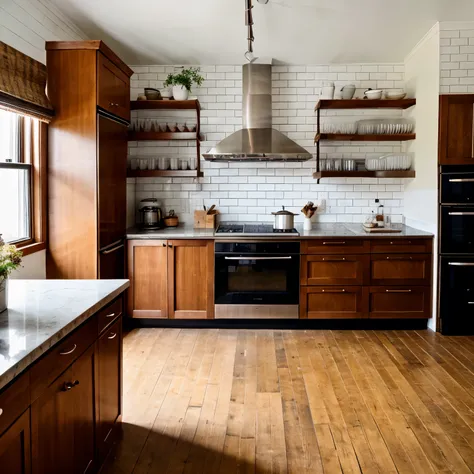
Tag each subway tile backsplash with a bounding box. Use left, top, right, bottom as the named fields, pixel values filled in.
left=127, top=64, right=408, bottom=226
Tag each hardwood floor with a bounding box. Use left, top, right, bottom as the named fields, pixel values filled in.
left=102, top=329, right=474, bottom=474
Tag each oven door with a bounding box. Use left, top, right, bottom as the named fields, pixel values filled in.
left=215, top=253, right=300, bottom=306
left=441, top=170, right=474, bottom=204
left=440, top=257, right=474, bottom=335
left=440, top=206, right=474, bottom=254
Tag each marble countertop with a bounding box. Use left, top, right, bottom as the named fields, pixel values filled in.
left=127, top=223, right=433, bottom=239
left=0, top=279, right=129, bottom=392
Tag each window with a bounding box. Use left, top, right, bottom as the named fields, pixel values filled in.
left=0, top=109, right=46, bottom=254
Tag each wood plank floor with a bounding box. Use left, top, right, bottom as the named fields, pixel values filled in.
left=102, top=329, right=474, bottom=474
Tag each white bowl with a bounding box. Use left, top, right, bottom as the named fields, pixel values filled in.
left=365, top=89, right=383, bottom=100
left=385, top=90, right=407, bottom=100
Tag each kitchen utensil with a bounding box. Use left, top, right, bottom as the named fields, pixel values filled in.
left=163, top=210, right=179, bottom=227
left=340, top=84, right=356, bottom=100
left=138, top=198, right=162, bottom=228
left=271, top=206, right=297, bottom=230
left=320, top=81, right=335, bottom=100
left=207, top=204, right=216, bottom=214
left=385, top=89, right=407, bottom=100
left=301, top=201, right=317, bottom=219
left=144, top=88, right=161, bottom=100
left=364, top=89, right=383, bottom=100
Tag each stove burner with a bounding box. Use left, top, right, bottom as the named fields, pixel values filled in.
left=216, top=224, right=244, bottom=233
left=273, top=228, right=299, bottom=234
left=216, top=223, right=299, bottom=234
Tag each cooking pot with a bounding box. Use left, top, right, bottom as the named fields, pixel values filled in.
left=271, top=206, right=297, bottom=230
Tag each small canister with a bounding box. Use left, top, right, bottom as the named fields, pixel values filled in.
left=320, top=81, right=335, bottom=100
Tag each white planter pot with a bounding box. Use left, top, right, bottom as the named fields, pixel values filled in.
left=172, top=85, right=189, bottom=101
left=0, top=278, right=8, bottom=313
left=304, top=216, right=312, bottom=231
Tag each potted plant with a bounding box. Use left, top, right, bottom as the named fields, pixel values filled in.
left=164, top=67, right=204, bottom=101
left=0, top=235, right=23, bottom=312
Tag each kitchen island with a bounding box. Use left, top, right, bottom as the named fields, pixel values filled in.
left=0, top=279, right=129, bottom=474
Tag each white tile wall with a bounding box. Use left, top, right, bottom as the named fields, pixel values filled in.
left=128, top=64, right=407, bottom=225
left=439, top=27, right=474, bottom=93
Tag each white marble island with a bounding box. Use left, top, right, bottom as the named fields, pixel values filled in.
left=0, top=279, right=129, bottom=391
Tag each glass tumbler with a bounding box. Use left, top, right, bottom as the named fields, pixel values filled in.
left=170, top=157, right=179, bottom=170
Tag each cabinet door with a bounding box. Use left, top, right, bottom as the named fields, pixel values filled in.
left=168, top=240, right=214, bottom=319
left=369, top=286, right=431, bottom=319
left=99, top=241, right=125, bottom=279
left=301, top=255, right=369, bottom=286
left=97, top=318, right=122, bottom=464
left=97, top=53, right=130, bottom=122
left=439, top=95, right=474, bottom=165
left=127, top=240, right=168, bottom=318
left=370, top=254, right=432, bottom=286
left=98, top=114, right=127, bottom=250
left=0, top=410, right=31, bottom=474
left=31, top=347, right=96, bottom=474
left=301, top=239, right=370, bottom=255
left=300, top=286, right=368, bottom=319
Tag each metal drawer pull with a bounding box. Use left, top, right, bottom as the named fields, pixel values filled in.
left=108, top=332, right=117, bottom=340
left=448, top=212, right=474, bottom=216
left=63, top=380, right=80, bottom=392
left=390, top=241, right=411, bottom=244
left=449, top=178, right=474, bottom=182
left=224, top=256, right=292, bottom=260
left=322, top=289, right=346, bottom=293
left=386, top=256, right=412, bottom=260
left=102, top=243, right=124, bottom=254
left=0, top=408, right=3, bottom=416
left=448, top=262, right=474, bottom=266
left=322, top=257, right=346, bottom=261
left=468, top=302, right=474, bottom=305
left=322, top=241, right=346, bottom=245
left=59, top=344, right=77, bottom=356
left=386, top=289, right=412, bottom=293
left=106, top=312, right=116, bottom=318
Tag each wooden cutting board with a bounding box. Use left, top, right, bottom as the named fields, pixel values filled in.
left=363, top=225, right=402, bottom=233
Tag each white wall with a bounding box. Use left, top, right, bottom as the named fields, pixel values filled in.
left=403, top=24, right=440, bottom=331
left=128, top=63, right=408, bottom=226
left=0, top=0, right=86, bottom=278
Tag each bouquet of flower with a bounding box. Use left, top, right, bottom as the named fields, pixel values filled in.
left=0, top=234, right=22, bottom=281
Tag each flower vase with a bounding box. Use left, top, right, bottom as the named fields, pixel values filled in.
left=0, top=278, right=8, bottom=313
left=172, top=85, right=189, bottom=101
left=304, top=216, right=312, bottom=231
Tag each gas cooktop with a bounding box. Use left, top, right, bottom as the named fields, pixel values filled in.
left=216, top=224, right=299, bottom=235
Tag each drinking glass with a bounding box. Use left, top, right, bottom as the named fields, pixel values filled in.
left=170, top=157, right=179, bottom=170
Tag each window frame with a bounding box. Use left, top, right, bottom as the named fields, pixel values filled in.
left=0, top=114, right=47, bottom=256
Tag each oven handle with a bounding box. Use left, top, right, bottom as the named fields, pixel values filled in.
left=448, top=262, right=474, bottom=266
left=449, top=178, right=474, bottom=182
left=224, top=256, right=292, bottom=260
left=448, top=212, right=474, bottom=216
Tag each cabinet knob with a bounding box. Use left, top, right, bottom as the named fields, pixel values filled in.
left=162, top=243, right=166, bottom=247
left=168, top=244, right=173, bottom=248
left=0, top=408, right=3, bottom=416
left=63, top=380, right=80, bottom=392
left=60, top=344, right=77, bottom=356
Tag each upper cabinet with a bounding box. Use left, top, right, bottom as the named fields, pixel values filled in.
left=439, top=94, right=474, bottom=165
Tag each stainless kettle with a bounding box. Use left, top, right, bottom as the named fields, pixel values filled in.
left=138, top=198, right=162, bottom=228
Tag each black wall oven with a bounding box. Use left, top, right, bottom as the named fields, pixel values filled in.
left=439, top=165, right=474, bottom=334
left=215, top=241, right=300, bottom=319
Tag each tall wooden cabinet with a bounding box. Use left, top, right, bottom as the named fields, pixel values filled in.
left=46, top=41, right=133, bottom=279
left=439, top=94, right=474, bottom=165
left=127, top=239, right=215, bottom=319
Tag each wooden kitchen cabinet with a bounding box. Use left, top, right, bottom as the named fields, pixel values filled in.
left=370, top=254, right=432, bottom=286
left=0, top=410, right=31, bottom=474
left=97, top=318, right=122, bottom=464
left=127, top=240, right=169, bottom=318
left=301, top=254, right=369, bottom=286
left=439, top=94, right=474, bottom=165
left=127, top=239, right=215, bottom=319
left=31, top=345, right=96, bottom=474
left=301, top=239, right=370, bottom=255
left=369, top=286, right=431, bottom=319
left=300, top=286, right=368, bottom=319
left=168, top=240, right=215, bottom=319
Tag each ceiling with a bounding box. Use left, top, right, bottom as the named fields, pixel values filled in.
left=49, top=0, right=474, bottom=65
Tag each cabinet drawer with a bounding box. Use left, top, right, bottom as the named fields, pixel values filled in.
left=98, top=297, right=123, bottom=335
left=300, top=286, right=368, bottom=319
left=97, top=53, right=130, bottom=122
left=0, top=373, right=29, bottom=437
left=369, top=286, right=431, bottom=319
left=370, top=238, right=432, bottom=254
left=301, top=255, right=369, bottom=286
left=302, top=239, right=370, bottom=255
left=370, top=254, right=432, bottom=286
left=30, top=316, right=97, bottom=402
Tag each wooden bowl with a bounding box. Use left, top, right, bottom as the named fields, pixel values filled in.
left=164, top=216, right=179, bottom=227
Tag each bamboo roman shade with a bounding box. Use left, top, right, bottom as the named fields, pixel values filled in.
left=0, top=42, right=54, bottom=122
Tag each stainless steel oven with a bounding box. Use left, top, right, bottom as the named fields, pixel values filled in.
left=214, top=241, right=300, bottom=319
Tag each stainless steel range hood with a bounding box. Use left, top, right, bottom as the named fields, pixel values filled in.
left=202, top=63, right=312, bottom=162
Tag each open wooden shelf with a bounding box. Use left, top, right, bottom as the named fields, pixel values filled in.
left=315, top=98, right=416, bottom=110
left=127, top=170, right=203, bottom=178
left=128, top=131, right=200, bottom=141
left=315, top=133, right=416, bottom=142
left=130, top=99, right=201, bottom=111
left=313, top=170, right=416, bottom=179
